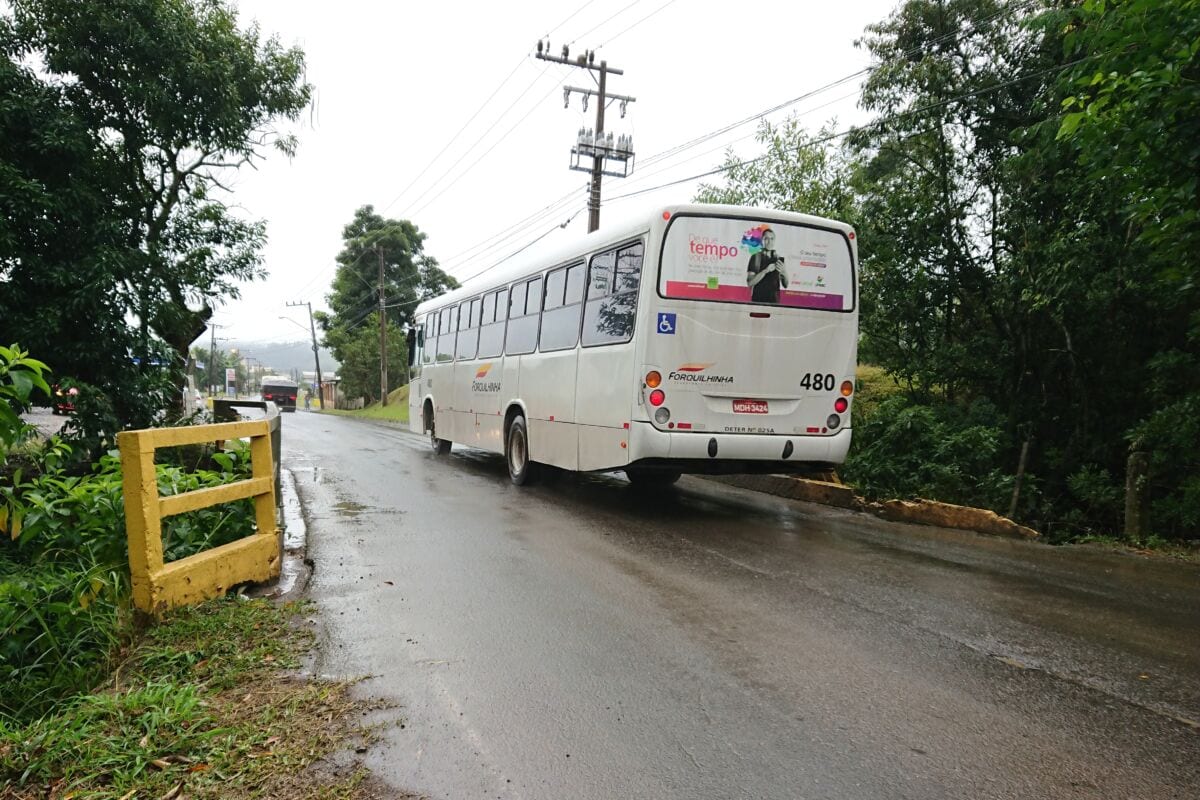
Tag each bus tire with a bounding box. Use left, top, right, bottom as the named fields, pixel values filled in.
left=430, top=414, right=451, bottom=455
left=506, top=415, right=538, bottom=486
left=625, top=468, right=681, bottom=488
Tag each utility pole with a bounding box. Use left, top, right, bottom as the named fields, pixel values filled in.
left=535, top=41, right=636, bottom=233
left=209, top=325, right=217, bottom=396
left=206, top=322, right=226, bottom=396
left=285, top=301, right=325, bottom=410
left=377, top=245, right=388, bottom=406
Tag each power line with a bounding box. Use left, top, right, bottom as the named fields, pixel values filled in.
left=597, top=0, right=680, bottom=48
left=569, top=0, right=646, bottom=45
left=605, top=51, right=1104, bottom=206
left=547, top=0, right=601, bottom=39
left=451, top=0, right=1031, bottom=283
left=406, top=75, right=569, bottom=221
left=440, top=188, right=586, bottom=276
left=378, top=56, right=528, bottom=216
left=376, top=1, right=602, bottom=217
left=398, top=63, right=560, bottom=219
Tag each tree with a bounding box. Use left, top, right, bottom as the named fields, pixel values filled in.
left=1048, top=0, right=1200, bottom=535
left=0, top=0, right=311, bottom=443
left=695, top=116, right=859, bottom=223
left=188, top=345, right=245, bottom=394
left=849, top=0, right=1039, bottom=401
left=318, top=206, right=456, bottom=403
left=324, top=320, right=411, bottom=406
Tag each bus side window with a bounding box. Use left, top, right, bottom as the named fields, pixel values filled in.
left=582, top=242, right=642, bottom=346
left=437, top=306, right=457, bottom=362
left=456, top=297, right=481, bottom=360
left=506, top=277, right=540, bottom=355
left=423, top=313, right=437, bottom=365
left=544, top=267, right=566, bottom=311
left=541, top=262, right=584, bottom=352
left=478, top=289, right=505, bottom=359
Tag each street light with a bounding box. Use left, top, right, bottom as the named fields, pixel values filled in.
left=278, top=316, right=309, bottom=334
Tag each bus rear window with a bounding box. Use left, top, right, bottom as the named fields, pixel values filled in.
left=659, top=216, right=854, bottom=311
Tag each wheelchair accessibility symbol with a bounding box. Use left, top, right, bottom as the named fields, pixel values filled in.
left=657, top=312, right=677, bottom=334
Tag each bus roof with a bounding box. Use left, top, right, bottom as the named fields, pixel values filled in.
left=260, top=376, right=298, bottom=388
left=416, top=203, right=854, bottom=317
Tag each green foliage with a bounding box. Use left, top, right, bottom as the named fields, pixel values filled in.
left=4, top=681, right=219, bottom=788
left=696, top=117, right=859, bottom=222
left=325, top=317, right=413, bottom=405
left=131, top=596, right=306, bottom=692
left=0, top=598, right=375, bottom=799
left=1, top=440, right=257, bottom=721
left=842, top=395, right=1014, bottom=511
left=822, top=0, right=1200, bottom=539
left=0, top=560, right=129, bottom=721
left=0, top=344, right=50, bottom=451
left=1055, top=0, right=1200, bottom=272
left=0, top=0, right=312, bottom=441
left=319, top=205, right=457, bottom=403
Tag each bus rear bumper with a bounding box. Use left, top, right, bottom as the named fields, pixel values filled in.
left=627, top=423, right=851, bottom=473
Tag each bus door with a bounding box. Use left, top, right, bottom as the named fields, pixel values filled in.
left=576, top=242, right=644, bottom=471
left=410, top=314, right=435, bottom=434
left=645, top=215, right=857, bottom=439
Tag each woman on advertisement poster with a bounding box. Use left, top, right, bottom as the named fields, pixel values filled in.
left=745, top=227, right=787, bottom=303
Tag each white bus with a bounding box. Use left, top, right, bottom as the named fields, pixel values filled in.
left=409, top=203, right=859, bottom=487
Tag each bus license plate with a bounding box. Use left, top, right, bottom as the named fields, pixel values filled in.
left=732, top=399, right=769, bottom=414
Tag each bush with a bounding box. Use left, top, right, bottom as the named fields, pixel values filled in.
left=842, top=395, right=1015, bottom=512
left=0, top=440, right=259, bottom=722
left=0, top=344, right=50, bottom=453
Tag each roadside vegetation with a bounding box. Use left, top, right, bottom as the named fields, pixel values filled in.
left=1, top=346, right=259, bottom=721
left=0, top=597, right=393, bottom=800
left=320, top=387, right=410, bottom=425
left=699, top=0, right=1200, bottom=546
left=2, top=349, right=394, bottom=796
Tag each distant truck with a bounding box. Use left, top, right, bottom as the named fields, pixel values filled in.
left=260, top=376, right=298, bottom=412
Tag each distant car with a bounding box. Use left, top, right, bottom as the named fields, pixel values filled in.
left=52, top=385, right=79, bottom=415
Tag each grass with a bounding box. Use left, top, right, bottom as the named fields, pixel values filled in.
left=0, top=597, right=403, bottom=800
left=319, top=386, right=409, bottom=425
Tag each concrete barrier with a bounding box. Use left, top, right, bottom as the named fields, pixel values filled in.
left=709, top=474, right=857, bottom=508
left=705, top=474, right=1040, bottom=540
left=118, top=417, right=282, bottom=615
left=868, top=498, right=1039, bottom=540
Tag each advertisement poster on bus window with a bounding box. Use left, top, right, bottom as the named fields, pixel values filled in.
left=659, top=217, right=854, bottom=310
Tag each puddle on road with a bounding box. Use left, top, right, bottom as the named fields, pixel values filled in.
left=334, top=500, right=367, bottom=516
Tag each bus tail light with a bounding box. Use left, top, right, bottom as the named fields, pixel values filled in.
left=827, top=413, right=841, bottom=429
left=840, top=380, right=854, bottom=397
left=645, top=370, right=662, bottom=388
left=834, top=397, right=848, bottom=413
left=649, top=389, right=665, bottom=407
left=654, top=407, right=670, bottom=424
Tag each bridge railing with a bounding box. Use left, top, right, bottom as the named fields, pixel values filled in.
left=117, top=411, right=282, bottom=615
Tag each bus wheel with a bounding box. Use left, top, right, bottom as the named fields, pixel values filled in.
left=430, top=416, right=451, bottom=455
left=625, top=468, right=681, bottom=488
left=506, top=415, right=538, bottom=485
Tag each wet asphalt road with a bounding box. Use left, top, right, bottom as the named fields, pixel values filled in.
left=283, top=411, right=1200, bottom=799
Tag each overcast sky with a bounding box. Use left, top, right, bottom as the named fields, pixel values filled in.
left=215, top=0, right=899, bottom=348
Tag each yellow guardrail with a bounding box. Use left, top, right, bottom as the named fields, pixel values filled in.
left=118, top=418, right=281, bottom=614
